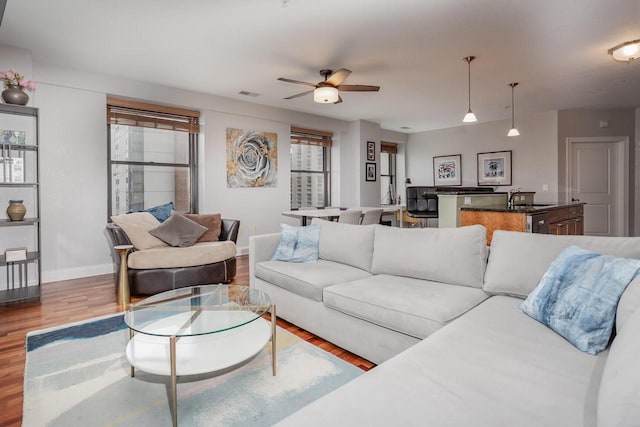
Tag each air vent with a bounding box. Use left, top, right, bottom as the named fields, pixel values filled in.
left=400, top=126, right=412, bottom=130
left=238, top=91, right=260, bottom=97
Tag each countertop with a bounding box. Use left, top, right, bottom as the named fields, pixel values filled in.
left=460, top=202, right=584, bottom=214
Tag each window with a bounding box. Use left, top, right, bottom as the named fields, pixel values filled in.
left=290, top=127, right=331, bottom=209
left=107, top=98, right=199, bottom=216
left=380, top=142, right=397, bottom=204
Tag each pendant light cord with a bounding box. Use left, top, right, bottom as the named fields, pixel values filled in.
left=468, top=59, right=471, bottom=110
left=511, top=85, right=515, bottom=127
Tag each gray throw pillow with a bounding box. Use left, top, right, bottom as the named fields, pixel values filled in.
left=149, top=213, right=207, bottom=247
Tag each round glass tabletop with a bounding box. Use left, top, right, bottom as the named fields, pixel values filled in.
left=124, top=284, right=272, bottom=337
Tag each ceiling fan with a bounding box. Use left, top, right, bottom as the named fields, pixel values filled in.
left=278, top=68, right=380, bottom=104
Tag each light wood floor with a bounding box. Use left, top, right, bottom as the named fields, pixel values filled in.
left=0, top=255, right=374, bottom=426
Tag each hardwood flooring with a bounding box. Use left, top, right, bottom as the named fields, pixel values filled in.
left=0, top=255, right=374, bottom=426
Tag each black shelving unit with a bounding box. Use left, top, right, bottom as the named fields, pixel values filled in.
left=0, top=103, right=41, bottom=304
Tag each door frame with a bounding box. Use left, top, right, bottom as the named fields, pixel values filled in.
left=565, top=136, right=629, bottom=236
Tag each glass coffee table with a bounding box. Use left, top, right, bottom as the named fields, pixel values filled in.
left=124, top=284, right=275, bottom=427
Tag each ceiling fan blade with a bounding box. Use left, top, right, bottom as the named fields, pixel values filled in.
left=334, top=95, right=343, bottom=104
left=337, top=85, right=380, bottom=92
left=284, top=89, right=314, bottom=100
left=325, top=69, right=352, bottom=86
left=277, top=77, right=317, bottom=87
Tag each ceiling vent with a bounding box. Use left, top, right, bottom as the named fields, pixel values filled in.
left=238, top=91, right=260, bottom=97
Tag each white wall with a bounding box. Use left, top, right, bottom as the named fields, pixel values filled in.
left=201, top=111, right=292, bottom=252
left=406, top=111, right=559, bottom=203
left=1, top=44, right=393, bottom=281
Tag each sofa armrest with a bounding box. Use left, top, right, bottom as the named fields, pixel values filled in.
left=249, top=233, right=281, bottom=287
left=220, top=219, right=240, bottom=243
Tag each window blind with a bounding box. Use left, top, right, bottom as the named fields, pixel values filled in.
left=107, top=97, right=200, bottom=134
left=291, top=126, right=332, bottom=147
left=381, top=141, right=398, bottom=154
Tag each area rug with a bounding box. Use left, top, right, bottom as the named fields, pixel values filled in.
left=23, top=314, right=363, bottom=427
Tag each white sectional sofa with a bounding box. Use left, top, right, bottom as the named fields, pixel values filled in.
left=249, top=221, right=640, bottom=427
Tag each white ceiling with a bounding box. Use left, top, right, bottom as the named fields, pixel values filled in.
left=1, top=0, right=639, bottom=133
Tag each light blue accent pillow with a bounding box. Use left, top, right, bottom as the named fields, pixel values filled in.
left=271, top=223, right=320, bottom=263
left=128, top=202, right=174, bottom=222
left=520, top=245, right=640, bottom=355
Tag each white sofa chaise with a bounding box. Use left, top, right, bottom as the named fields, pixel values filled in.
left=249, top=221, right=640, bottom=427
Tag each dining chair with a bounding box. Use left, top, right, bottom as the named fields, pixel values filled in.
left=360, top=209, right=383, bottom=225
left=338, top=209, right=362, bottom=225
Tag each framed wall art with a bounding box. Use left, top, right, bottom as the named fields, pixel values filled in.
left=477, top=150, right=512, bottom=186
left=433, top=154, right=462, bottom=186
left=226, top=128, right=278, bottom=188
left=367, top=141, right=375, bottom=161
left=365, top=162, right=376, bottom=181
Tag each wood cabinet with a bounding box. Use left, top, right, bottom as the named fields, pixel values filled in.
left=460, top=203, right=584, bottom=245
left=548, top=205, right=584, bottom=236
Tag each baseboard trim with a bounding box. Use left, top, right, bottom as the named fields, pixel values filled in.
left=42, top=263, right=114, bottom=284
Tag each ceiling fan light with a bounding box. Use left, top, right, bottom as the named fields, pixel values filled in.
left=507, top=127, right=520, bottom=137
left=608, top=39, right=640, bottom=62
left=463, top=110, right=477, bottom=123
left=314, top=86, right=339, bottom=103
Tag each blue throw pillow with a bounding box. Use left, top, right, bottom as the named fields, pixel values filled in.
left=520, top=245, right=640, bottom=355
left=128, top=202, right=174, bottom=222
left=271, top=223, right=320, bottom=263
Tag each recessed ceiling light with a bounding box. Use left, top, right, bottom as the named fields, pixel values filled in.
left=608, top=39, right=640, bottom=63
left=238, top=91, right=260, bottom=97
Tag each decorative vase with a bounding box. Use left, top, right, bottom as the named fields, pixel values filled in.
left=2, top=84, right=29, bottom=106
left=7, top=200, right=26, bottom=221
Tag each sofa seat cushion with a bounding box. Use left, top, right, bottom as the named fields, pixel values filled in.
left=128, top=241, right=236, bottom=269
left=277, top=296, right=605, bottom=427
left=254, top=260, right=372, bottom=302
left=323, top=275, right=488, bottom=339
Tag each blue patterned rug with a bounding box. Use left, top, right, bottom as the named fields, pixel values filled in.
left=23, top=314, right=363, bottom=426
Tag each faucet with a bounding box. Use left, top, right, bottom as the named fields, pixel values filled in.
left=508, top=188, right=521, bottom=208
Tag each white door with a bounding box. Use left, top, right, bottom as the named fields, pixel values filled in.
left=567, top=137, right=628, bottom=237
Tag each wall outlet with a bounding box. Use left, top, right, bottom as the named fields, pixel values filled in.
left=252, top=224, right=257, bottom=233
left=542, top=184, right=549, bottom=191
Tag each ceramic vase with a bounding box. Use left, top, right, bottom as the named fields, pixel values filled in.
left=7, top=200, right=26, bottom=221
left=2, top=84, right=29, bottom=106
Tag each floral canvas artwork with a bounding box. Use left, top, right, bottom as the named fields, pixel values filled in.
left=227, top=128, right=278, bottom=188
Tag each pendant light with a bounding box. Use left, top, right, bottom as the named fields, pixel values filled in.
left=507, top=82, right=520, bottom=137
left=462, top=56, right=477, bottom=123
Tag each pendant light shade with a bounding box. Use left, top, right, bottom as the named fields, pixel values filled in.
left=507, top=82, right=520, bottom=137
left=462, top=56, right=477, bottom=123
left=608, top=39, right=640, bottom=63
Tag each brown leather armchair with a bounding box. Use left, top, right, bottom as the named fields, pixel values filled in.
left=106, top=219, right=239, bottom=295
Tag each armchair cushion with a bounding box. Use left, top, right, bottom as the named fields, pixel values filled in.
left=111, top=212, right=168, bottom=250
left=149, top=213, right=207, bottom=247
left=128, top=241, right=237, bottom=269
left=184, top=213, right=222, bottom=242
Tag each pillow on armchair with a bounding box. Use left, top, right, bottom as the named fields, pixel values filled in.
left=149, top=213, right=208, bottom=247
left=184, top=213, right=222, bottom=242
left=111, top=212, right=168, bottom=250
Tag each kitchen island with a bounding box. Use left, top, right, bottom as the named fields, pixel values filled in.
left=460, top=203, right=584, bottom=245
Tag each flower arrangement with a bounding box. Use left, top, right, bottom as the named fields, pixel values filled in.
left=0, top=69, right=36, bottom=92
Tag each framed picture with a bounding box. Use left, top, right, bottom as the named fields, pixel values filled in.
left=365, top=162, right=376, bottom=181
left=366, top=141, right=375, bottom=161
left=433, top=154, right=462, bottom=186
left=477, top=150, right=512, bottom=186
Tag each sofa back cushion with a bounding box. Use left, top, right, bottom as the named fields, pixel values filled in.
left=484, top=231, right=640, bottom=298
left=371, top=224, right=488, bottom=288
left=317, top=220, right=376, bottom=272
left=597, top=307, right=640, bottom=427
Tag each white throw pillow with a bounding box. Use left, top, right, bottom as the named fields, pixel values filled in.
left=111, top=212, right=168, bottom=250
